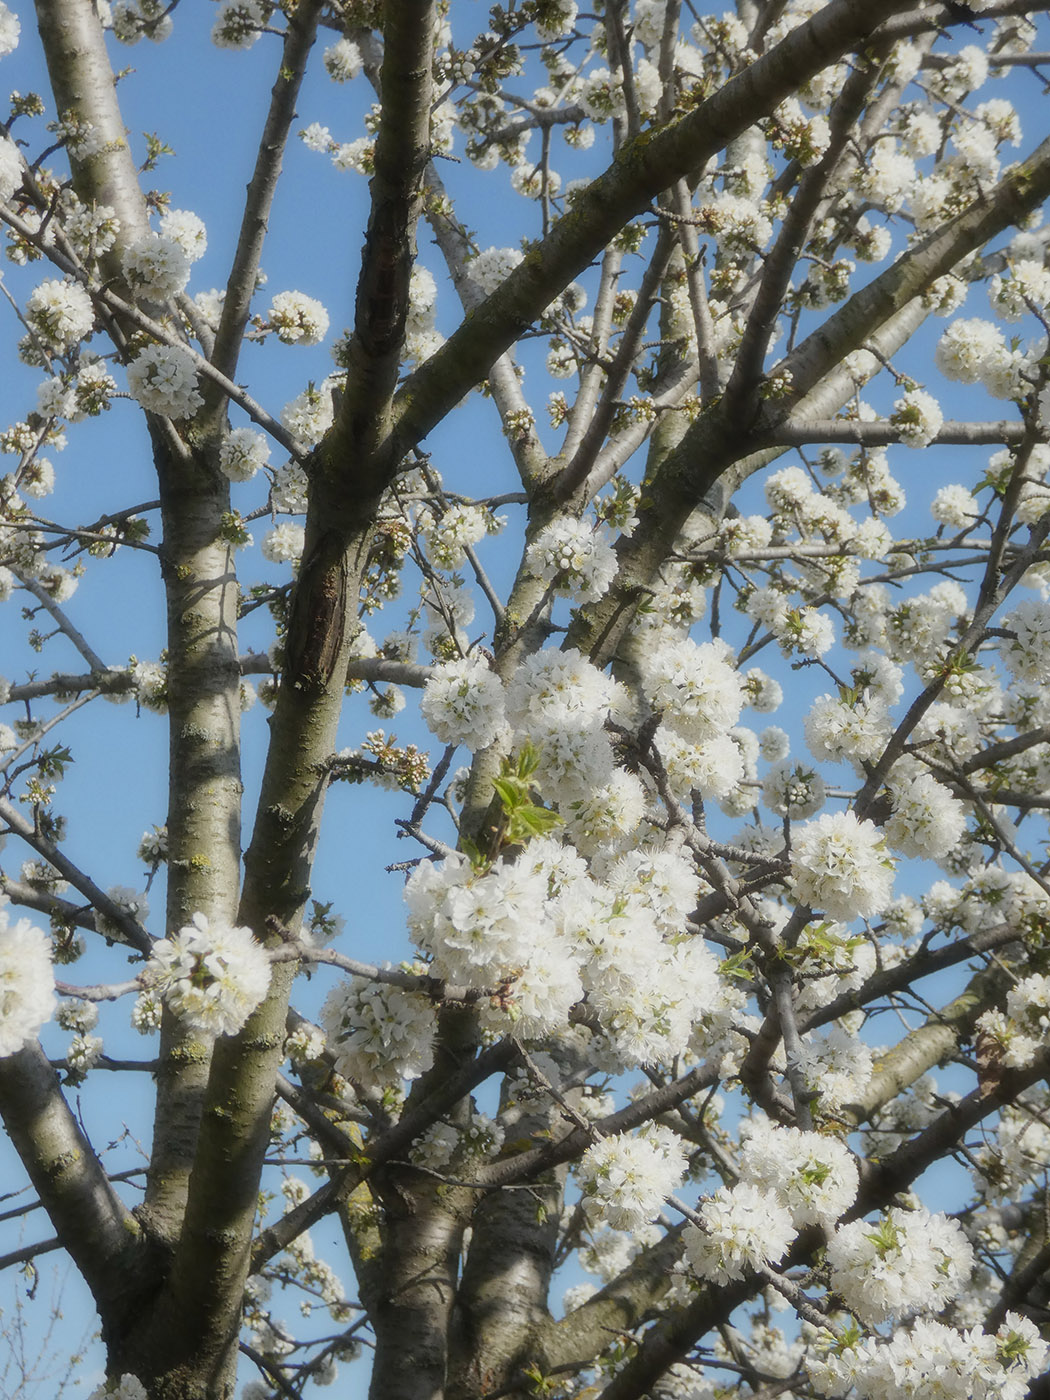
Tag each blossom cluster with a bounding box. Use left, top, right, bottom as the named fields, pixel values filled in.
left=267, top=291, right=330, bottom=346
left=683, top=1120, right=858, bottom=1285
left=791, top=811, right=895, bottom=921
left=527, top=517, right=617, bottom=604
left=393, top=831, right=743, bottom=1077
left=321, top=968, right=437, bottom=1090
left=810, top=1314, right=1047, bottom=1400
left=577, top=1125, right=689, bottom=1231
left=126, top=344, right=204, bottom=419
left=0, top=903, right=55, bottom=1057
left=825, top=1205, right=973, bottom=1324
left=146, top=913, right=271, bottom=1037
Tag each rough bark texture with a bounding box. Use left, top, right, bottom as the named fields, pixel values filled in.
left=0, top=1043, right=145, bottom=1336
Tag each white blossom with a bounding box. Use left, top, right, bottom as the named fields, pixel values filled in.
left=762, top=760, right=826, bottom=819
left=932, top=483, right=980, bottom=528
left=262, top=523, right=305, bottom=564
left=420, top=654, right=506, bottom=750
left=851, top=651, right=904, bottom=706
left=1004, top=973, right=1050, bottom=1065
left=512, top=163, right=561, bottom=199
left=417, top=502, right=488, bottom=570
left=578, top=1127, right=688, bottom=1231
left=111, top=0, right=174, bottom=43
left=300, top=122, right=332, bottom=153
left=332, top=137, right=374, bottom=174
left=743, top=669, right=783, bottom=713
left=810, top=1313, right=1047, bottom=1400
left=37, top=375, right=77, bottom=421
left=219, top=427, right=270, bottom=482
left=935, top=44, right=989, bottom=100
left=127, top=343, right=203, bottom=418
left=789, top=607, right=835, bottom=658
left=0, top=2, right=19, bottom=56
left=805, top=693, right=891, bottom=770
left=271, top=461, right=309, bottom=513
left=324, top=38, right=362, bottom=82
left=885, top=771, right=967, bottom=861
left=88, top=1376, right=148, bottom=1400
left=322, top=971, right=436, bottom=1090
left=772, top=97, right=830, bottom=165
left=406, top=853, right=553, bottom=989
left=131, top=658, right=167, bottom=712
left=793, top=1025, right=874, bottom=1110
left=535, top=0, right=577, bottom=39
left=56, top=998, right=99, bottom=1034
left=826, top=1205, right=973, bottom=1324
left=739, top=1119, right=858, bottom=1227
left=604, top=847, right=700, bottom=935
left=900, top=107, right=942, bottom=157
left=281, top=381, right=336, bottom=446
left=759, top=726, right=791, bottom=761
left=26, top=279, right=95, bottom=351
left=639, top=638, right=744, bottom=747
left=0, top=907, right=55, bottom=1056
left=891, top=387, right=943, bottom=448
left=720, top=514, right=772, bottom=556
left=211, top=0, right=272, bottom=49
left=505, top=647, right=623, bottom=738
left=0, top=133, right=22, bottom=204
left=158, top=208, right=208, bottom=262
left=148, top=913, right=271, bottom=1037
left=935, top=317, right=1025, bottom=398
left=268, top=291, right=330, bottom=346
left=989, top=258, right=1050, bottom=321
left=684, top=1183, right=795, bottom=1284
left=1000, top=599, right=1050, bottom=683
left=858, top=142, right=916, bottom=212
left=528, top=517, right=617, bottom=604
left=792, top=811, right=894, bottom=920
left=66, top=1032, right=104, bottom=1078
left=468, top=246, right=524, bottom=296
left=478, top=925, right=584, bottom=1040
left=122, top=233, right=192, bottom=299
left=579, top=67, right=627, bottom=124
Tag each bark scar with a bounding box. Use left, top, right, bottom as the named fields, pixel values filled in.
left=284, top=535, right=350, bottom=693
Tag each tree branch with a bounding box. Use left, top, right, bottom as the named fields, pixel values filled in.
left=208, top=0, right=324, bottom=390
left=770, top=418, right=1026, bottom=446
left=0, top=1042, right=144, bottom=1329
left=566, top=137, right=1050, bottom=668
left=318, top=0, right=437, bottom=497
left=155, top=9, right=439, bottom=1387
left=0, top=794, right=151, bottom=952
left=33, top=0, right=151, bottom=265
left=390, top=0, right=926, bottom=462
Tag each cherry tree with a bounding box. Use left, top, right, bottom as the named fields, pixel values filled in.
left=4, top=1, right=1050, bottom=1399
